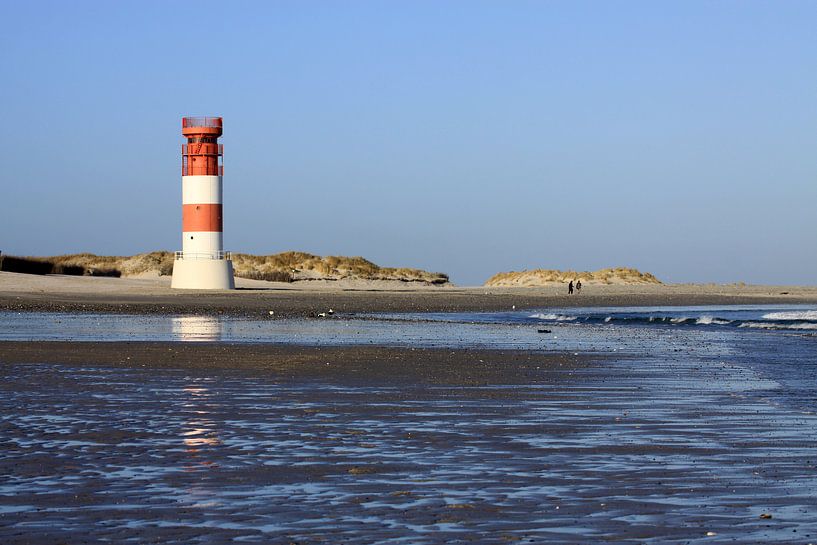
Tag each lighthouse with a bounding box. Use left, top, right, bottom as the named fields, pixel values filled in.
left=171, top=116, right=235, bottom=290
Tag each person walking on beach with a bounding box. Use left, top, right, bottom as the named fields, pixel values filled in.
left=568, top=280, right=574, bottom=295
left=576, top=280, right=582, bottom=294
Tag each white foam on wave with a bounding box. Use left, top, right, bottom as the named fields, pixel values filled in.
left=670, top=317, right=690, bottom=323
left=695, top=315, right=732, bottom=325
left=761, top=310, right=817, bottom=321
left=740, top=321, right=817, bottom=330
left=529, top=313, right=577, bottom=321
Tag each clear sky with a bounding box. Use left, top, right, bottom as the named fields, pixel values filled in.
left=1, top=1, right=815, bottom=285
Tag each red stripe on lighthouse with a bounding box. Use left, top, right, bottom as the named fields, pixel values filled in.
left=182, top=203, right=223, bottom=232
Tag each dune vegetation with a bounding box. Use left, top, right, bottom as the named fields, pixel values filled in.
left=230, top=252, right=448, bottom=284
left=485, top=267, right=661, bottom=287
left=0, top=252, right=450, bottom=285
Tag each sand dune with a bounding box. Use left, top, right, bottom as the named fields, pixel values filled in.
left=485, top=267, right=661, bottom=287
left=0, top=251, right=450, bottom=285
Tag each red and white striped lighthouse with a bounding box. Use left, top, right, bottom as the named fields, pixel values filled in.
left=171, top=116, right=235, bottom=289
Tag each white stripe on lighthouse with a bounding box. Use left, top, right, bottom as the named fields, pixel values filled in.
left=182, top=175, right=222, bottom=205
left=182, top=231, right=224, bottom=258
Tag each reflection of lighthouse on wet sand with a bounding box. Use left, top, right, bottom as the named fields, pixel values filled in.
left=171, top=116, right=235, bottom=290
left=172, top=316, right=223, bottom=342
left=181, top=381, right=221, bottom=485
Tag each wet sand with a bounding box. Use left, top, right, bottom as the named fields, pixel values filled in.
left=0, top=341, right=587, bottom=386
left=1, top=341, right=815, bottom=543
left=1, top=271, right=816, bottom=317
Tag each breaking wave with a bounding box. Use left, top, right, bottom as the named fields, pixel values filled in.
left=695, top=315, right=733, bottom=325
left=761, top=311, right=817, bottom=321
left=529, top=313, right=577, bottom=321
left=740, top=322, right=817, bottom=331
left=525, top=308, right=817, bottom=331
left=529, top=313, right=736, bottom=326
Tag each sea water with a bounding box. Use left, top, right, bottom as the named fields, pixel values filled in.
left=2, top=304, right=817, bottom=343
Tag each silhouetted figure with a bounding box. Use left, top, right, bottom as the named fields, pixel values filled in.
left=568, top=280, right=574, bottom=295
left=576, top=280, right=582, bottom=293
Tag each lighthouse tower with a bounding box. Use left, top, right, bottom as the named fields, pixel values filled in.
left=171, top=116, right=235, bottom=290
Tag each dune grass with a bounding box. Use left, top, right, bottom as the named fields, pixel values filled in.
left=230, top=252, right=448, bottom=284
left=2, top=251, right=449, bottom=285
left=48, top=252, right=175, bottom=276
left=485, top=267, right=661, bottom=287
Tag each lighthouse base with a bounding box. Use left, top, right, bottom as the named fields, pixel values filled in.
left=171, top=258, right=235, bottom=290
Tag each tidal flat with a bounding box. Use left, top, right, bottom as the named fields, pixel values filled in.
left=1, top=306, right=816, bottom=543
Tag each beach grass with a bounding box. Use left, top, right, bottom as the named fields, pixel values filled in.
left=0, top=251, right=449, bottom=284
left=485, top=267, right=661, bottom=287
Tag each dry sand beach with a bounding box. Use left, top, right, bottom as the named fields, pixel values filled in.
left=2, top=271, right=816, bottom=317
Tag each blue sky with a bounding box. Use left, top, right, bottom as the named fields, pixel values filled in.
left=1, top=1, right=815, bottom=285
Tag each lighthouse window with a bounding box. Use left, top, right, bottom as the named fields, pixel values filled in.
left=190, top=236, right=194, bottom=240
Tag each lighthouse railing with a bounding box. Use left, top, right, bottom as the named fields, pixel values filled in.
left=175, top=251, right=232, bottom=261
left=182, top=117, right=223, bottom=129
